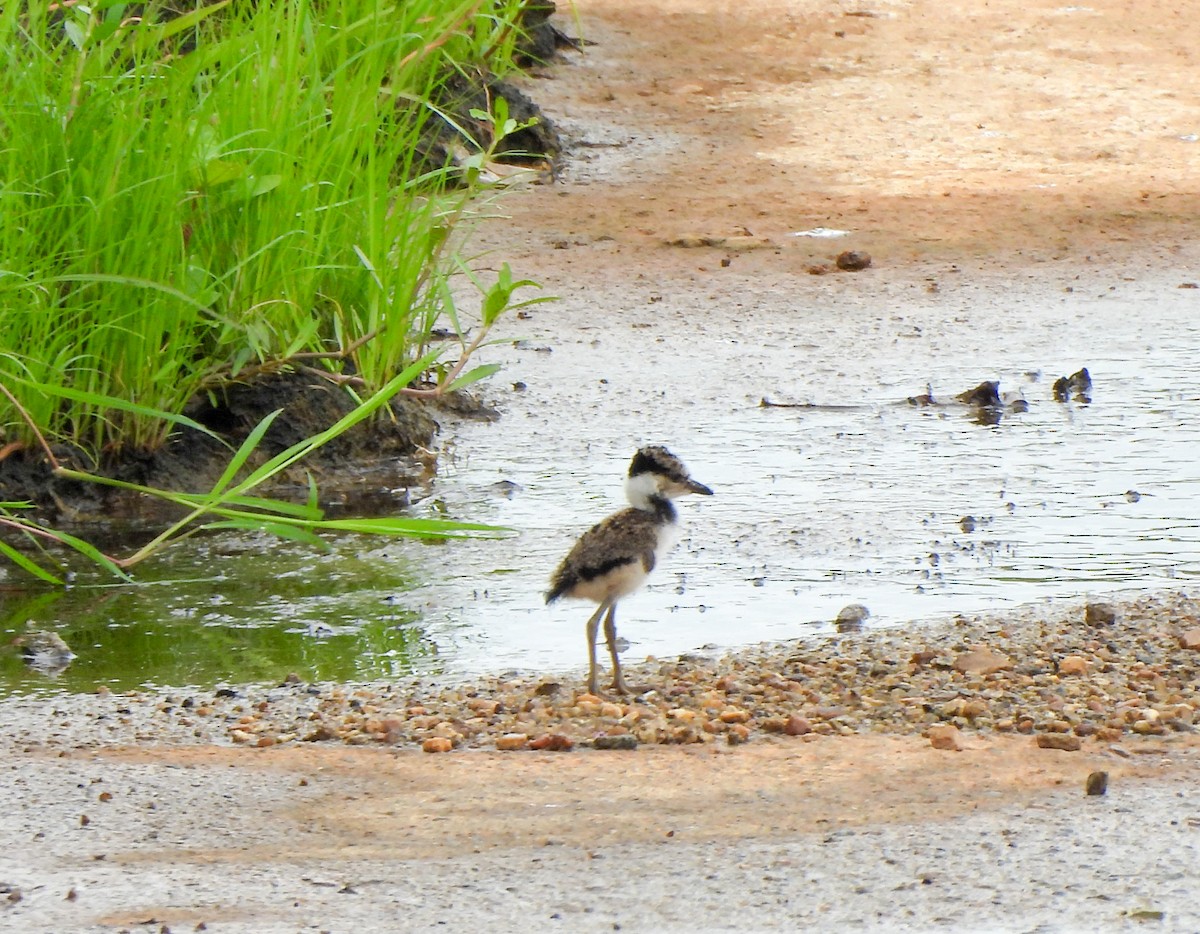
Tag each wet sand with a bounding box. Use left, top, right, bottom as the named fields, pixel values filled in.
left=5, top=0, right=1200, bottom=930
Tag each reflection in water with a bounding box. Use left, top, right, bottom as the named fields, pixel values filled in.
left=0, top=537, right=434, bottom=696
left=3, top=271, right=1200, bottom=694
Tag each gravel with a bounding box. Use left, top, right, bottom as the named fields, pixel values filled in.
left=5, top=591, right=1197, bottom=755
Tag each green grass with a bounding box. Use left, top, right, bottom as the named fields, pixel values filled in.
left=0, top=0, right=539, bottom=455
left=0, top=0, right=553, bottom=581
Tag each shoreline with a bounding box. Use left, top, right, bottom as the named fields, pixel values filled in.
left=6, top=588, right=1197, bottom=753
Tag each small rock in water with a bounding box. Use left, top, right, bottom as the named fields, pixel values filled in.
left=14, top=630, right=75, bottom=675
left=907, top=384, right=936, bottom=407
left=1085, top=602, right=1118, bottom=626
left=1052, top=367, right=1092, bottom=403
left=835, top=603, right=871, bottom=632
left=1085, top=771, right=1109, bottom=796
left=957, top=381, right=1002, bottom=407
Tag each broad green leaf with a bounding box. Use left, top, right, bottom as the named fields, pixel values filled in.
left=202, top=519, right=327, bottom=548
left=51, top=530, right=133, bottom=582
left=0, top=539, right=63, bottom=585
left=446, top=363, right=501, bottom=393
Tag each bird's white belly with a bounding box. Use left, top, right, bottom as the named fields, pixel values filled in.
left=571, top=561, right=649, bottom=602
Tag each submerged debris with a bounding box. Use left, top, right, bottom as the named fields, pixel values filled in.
left=1052, top=367, right=1092, bottom=403
left=13, top=629, right=75, bottom=676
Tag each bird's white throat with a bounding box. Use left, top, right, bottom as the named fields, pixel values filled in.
left=624, top=470, right=668, bottom=512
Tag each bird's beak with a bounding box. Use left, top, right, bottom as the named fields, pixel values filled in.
left=686, top=479, right=714, bottom=496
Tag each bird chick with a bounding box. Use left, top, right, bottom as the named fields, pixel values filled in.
left=547, top=446, right=712, bottom=696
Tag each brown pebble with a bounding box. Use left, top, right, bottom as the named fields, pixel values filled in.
left=783, top=715, right=812, bottom=736
left=1057, top=655, right=1090, bottom=675
left=593, top=734, right=638, bottom=751
left=953, top=647, right=1012, bottom=675
left=421, top=737, right=453, bottom=753
left=1085, top=602, right=1118, bottom=626
left=1036, top=733, right=1082, bottom=751
left=718, top=707, right=751, bottom=724
left=1085, top=771, right=1109, bottom=796
left=726, top=724, right=751, bottom=745
left=529, top=733, right=574, bottom=752
left=1178, top=628, right=1200, bottom=651
left=835, top=249, right=872, bottom=271
left=927, top=724, right=964, bottom=751
left=495, top=733, right=529, bottom=751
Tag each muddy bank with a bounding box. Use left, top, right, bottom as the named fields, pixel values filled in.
left=0, top=373, right=454, bottom=527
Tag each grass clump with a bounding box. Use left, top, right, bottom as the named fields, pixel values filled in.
left=0, top=0, right=554, bottom=579
left=0, top=0, right=545, bottom=455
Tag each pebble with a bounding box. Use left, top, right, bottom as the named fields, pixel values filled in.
left=529, top=733, right=573, bottom=752
left=927, top=724, right=965, bottom=751
left=1035, top=734, right=1082, bottom=752
left=953, top=647, right=1012, bottom=675
left=835, top=250, right=872, bottom=271
left=1085, top=602, right=1118, bottom=626
left=1179, top=628, right=1200, bottom=651
left=6, top=593, right=1200, bottom=756
left=592, top=735, right=638, bottom=751
left=1085, top=771, right=1109, bottom=796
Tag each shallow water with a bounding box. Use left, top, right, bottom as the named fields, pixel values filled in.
left=4, top=266, right=1199, bottom=695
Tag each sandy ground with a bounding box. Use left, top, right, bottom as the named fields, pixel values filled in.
left=5, top=1, right=1200, bottom=931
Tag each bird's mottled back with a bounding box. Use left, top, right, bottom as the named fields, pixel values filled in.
left=545, top=507, right=661, bottom=605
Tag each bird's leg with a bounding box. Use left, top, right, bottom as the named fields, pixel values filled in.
left=584, top=600, right=610, bottom=696
left=602, top=603, right=631, bottom=696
